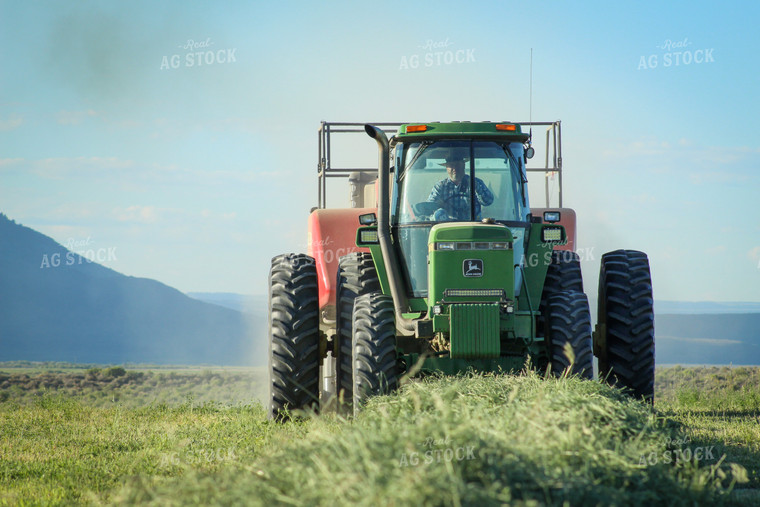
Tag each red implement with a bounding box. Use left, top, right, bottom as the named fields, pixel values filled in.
left=307, top=208, right=375, bottom=309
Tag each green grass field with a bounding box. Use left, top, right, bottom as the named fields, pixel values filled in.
left=1, top=363, right=758, bottom=506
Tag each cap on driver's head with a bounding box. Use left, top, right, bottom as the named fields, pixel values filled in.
left=439, top=151, right=469, bottom=167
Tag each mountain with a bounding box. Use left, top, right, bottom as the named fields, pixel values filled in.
left=654, top=313, right=760, bottom=365
left=0, top=213, right=263, bottom=365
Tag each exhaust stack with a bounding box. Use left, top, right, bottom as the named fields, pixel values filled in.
left=364, top=124, right=415, bottom=333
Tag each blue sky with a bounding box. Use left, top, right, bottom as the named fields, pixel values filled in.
left=1, top=1, right=759, bottom=302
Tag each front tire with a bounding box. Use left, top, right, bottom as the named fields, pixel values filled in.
left=537, top=251, right=584, bottom=371
left=546, top=291, right=594, bottom=379
left=540, top=251, right=584, bottom=315
left=595, top=250, right=655, bottom=403
left=268, top=254, right=320, bottom=421
left=335, top=253, right=380, bottom=410
left=351, top=292, right=398, bottom=415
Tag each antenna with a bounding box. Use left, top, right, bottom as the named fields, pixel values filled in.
left=528, top=48, right=533, bottom=139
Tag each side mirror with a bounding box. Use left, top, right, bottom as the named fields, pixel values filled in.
left=525, top=147, right=535, bottom=160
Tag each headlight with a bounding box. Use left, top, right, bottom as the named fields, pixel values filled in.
left=437, top=242, right=455, bottom=250
left=541, top=226, right=564, bottom=243
left=359, top=229, right=378, bottom=244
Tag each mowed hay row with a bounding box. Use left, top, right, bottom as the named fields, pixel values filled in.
left=113, top=372, right=745, bottom=506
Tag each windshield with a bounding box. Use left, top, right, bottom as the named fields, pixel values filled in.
left=394, top=140, right=528, bottom=225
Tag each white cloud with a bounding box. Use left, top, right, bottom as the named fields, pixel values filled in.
left=633, top=193, right=656, bottom=203
left=56, top=109, right=98, bottom=125
left=0, top=114, right=23, bottom=132
left=0, top=158, right=24, bottom=168
left=49, top=202, right=101, bottom=219
left=3, top=156, right=287, bottom=188
left=29, top=157, right=134, bottom=180
left=115, top=205, right=159, bottom=223
left=689, top=171, right=751, bottom=185
left=601, top=138, right=760, bottom=176
left=704, top=245, right=726, bottom=257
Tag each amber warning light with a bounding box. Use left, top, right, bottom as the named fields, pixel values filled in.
left=406, top=125, right=428, bottom=133
left=495, top=124, right=517, bottom=131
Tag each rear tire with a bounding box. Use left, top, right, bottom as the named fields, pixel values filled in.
left=546, top=291, right=594, bottom=379
left=268, top=254, right=320, bottom=421
left=335, top=253, right=380, bottom=410
left=351, top=292, right=398, bottom=415
left=596, top=250, right=655, bottom=403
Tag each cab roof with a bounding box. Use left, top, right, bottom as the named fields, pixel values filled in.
left=395, top=122, right=530, bottom=142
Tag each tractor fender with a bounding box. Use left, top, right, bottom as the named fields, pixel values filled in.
left=307, top=208, right=375, bottom=309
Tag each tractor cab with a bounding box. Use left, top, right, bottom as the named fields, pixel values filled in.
left=391, top=133, right=531, bottom=300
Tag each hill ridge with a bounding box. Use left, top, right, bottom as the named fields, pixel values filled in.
left=0, top=213, right=261, bottom=365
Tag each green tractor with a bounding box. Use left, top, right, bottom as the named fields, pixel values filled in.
left=268, top=121, right=654, bottom=419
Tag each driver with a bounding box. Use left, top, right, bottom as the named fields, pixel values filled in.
left=427, top=153, right=494, bottom=221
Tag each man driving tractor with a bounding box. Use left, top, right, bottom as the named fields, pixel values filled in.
left=427, top=151, right=494, bottom=221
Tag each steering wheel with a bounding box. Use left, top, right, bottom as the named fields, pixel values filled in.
left=412, top=201, right=440, bottom=216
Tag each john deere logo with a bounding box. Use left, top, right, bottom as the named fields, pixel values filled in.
left=463, top=259, right=483, bottom=277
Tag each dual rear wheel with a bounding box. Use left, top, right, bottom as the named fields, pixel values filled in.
left=268, top=252, right=397, bottom=420
left=540, top=249, right=654, bottom=402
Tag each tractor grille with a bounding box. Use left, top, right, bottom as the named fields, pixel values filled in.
left=450, top=303, right=500, bottom=359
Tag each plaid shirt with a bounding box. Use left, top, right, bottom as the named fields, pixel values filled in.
left=427, top=175, right=494, bottom=220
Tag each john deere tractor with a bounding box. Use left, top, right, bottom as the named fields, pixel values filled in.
left=268, top=121, right=654, bottom=419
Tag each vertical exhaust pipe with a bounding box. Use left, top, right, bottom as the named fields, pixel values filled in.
left=364, top=124, right=415, bottom=333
